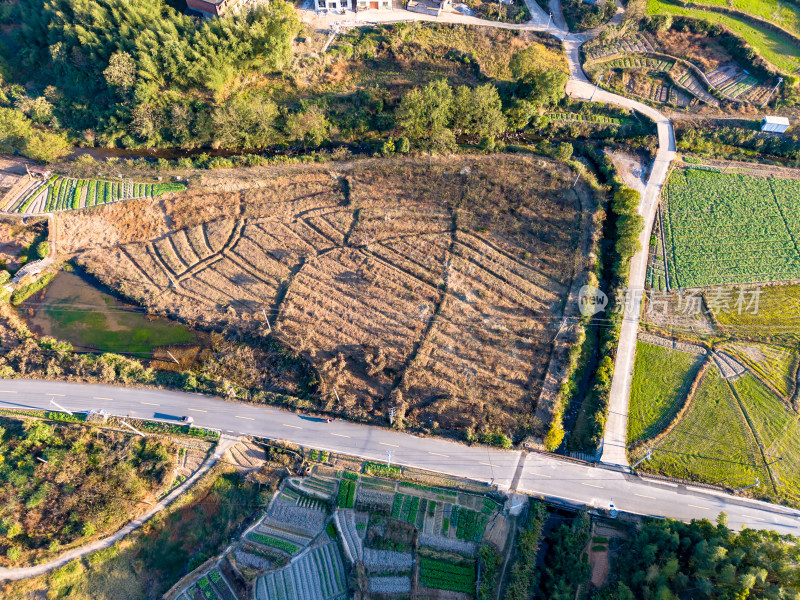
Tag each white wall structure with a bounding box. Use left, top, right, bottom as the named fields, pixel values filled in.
left=761, top=115, right=790, bottom=133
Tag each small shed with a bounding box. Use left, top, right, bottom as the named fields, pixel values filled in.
left=761, top=115, right=790, bottom=133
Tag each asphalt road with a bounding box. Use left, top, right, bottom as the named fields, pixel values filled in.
left=2, top=379, right=799, bottom=535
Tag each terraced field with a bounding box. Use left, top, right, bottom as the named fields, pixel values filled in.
left=662, top=169, right=800, bottom=288
left=71, top=156, right=590, bottom=438
left=254, top=543, right=348, bottom=600
left=647, top=0, right=800, bottom=73
left=1, top=175, right=186, bottom=214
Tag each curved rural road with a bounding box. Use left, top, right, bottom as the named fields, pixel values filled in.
left=557, top=34, right=677, bottom=469
left=1, top=8, right=685, bottom=582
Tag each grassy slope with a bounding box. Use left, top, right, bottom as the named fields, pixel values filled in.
left=713, top=283, right=800, bottom=346
left=721, top=341, right=799, bottom=397
left=734, top=374, right=800, bottom=499
left=647, top=0, right=800, bottom=73
left=645, top=368, right=766, bottom=488
left=628, top=341, right=705, bottom=445
left=686, top=0, right=800, bottom=35
left=1, top=466, right=262, bottom=600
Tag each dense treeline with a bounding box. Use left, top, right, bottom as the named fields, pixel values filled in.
left=541, top=512, right=592, bottom=600
left=596, top=516, right=800, bottom=599
left=676, top=122, right=800, bottom=163
left=0, top=416, right=174, bottom=564
left=0, top=0, right=570, bottom=159
left=0, top=0, right=300, bottom=151
left=503, top=501, right=548, bottom=600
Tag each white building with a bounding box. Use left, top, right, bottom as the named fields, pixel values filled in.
left=316, top=0, right=390, bottom=11
left=761, top=115, right=790, bottom=134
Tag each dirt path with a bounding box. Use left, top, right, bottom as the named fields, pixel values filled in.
left=0, top=435, right=240, bottom=582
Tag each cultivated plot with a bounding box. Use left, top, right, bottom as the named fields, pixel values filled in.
left=662, top=169, right=800, bottom=288
left=70, top=156, right=590, bottom=439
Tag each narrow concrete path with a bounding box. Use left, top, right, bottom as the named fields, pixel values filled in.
left=0, top=435, right=240, bottom=581
left=557, top=29, right=676, bottom=468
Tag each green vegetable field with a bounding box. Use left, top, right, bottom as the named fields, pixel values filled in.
left=662, top=170, right=800, bottom=288
left=9, top=176, right=187, bottom=214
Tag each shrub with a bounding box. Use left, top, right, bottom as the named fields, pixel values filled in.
left=36, top=241, right=50, bottom=259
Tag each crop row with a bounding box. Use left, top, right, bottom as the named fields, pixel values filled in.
left=15, top=176, right=187, bottom=214
left=663, top=170, right=800, bottom=288
left=337, top=479, right=356, bottom=508
left=419, top=557, right=476, bottom=593
left=247, top=532, right=299, bottom=554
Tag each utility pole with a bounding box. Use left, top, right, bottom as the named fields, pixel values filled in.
left=572, top=165, right=585, bottom=188
left=261, top=308, right=272, bottom=333
left=332, top=387, right=341, bottom=404
left=735, top=478, right=760, bottom=494
left=49, top=400, right=73, bottom=416
left=546, top=11, right=552, bottom=31
left=631, top=447, right=652, bottom=470
left=386, top=449, right=394, bottom=468
left=120, top=419, right=146, bottom=437
left=166, top=351, right=180, bottom=365
left=590, top=72, right=605, bottom=102
left=761, top=77, right=783, bottom=108
left=388, top=407, right=396, bottom=425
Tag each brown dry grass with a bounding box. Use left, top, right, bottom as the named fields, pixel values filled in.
left=61, top=155, right=589, bottom=440
left=655, top=30, right=732, bottom=72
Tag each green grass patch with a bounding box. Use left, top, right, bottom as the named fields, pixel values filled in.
left=733, top=374, right=800, bottom=499
left=628, top=341, right=706, bottom=444
left=642, top=368, right=766, bottom=488
left=721, top=342, right=798, bottom=397
left=713, top=284, right=800, bottom=346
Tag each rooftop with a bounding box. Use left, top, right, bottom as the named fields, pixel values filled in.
left=763, top=115, right=790, bottom=125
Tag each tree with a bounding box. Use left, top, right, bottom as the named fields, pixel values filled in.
left=0, top=108, right=69, bottom=163
left=213, top=94, right=278, bottom=148
left=103, top=51, right=137, bottom=90
left=36, top=242, right=50, bottom=259
left=395, top=79, right=454, bottom=141
left=284, top=104, right=330, bottom=147
left=505, top=99, right=538, bottom=130
left=555, top=142, right=574, bottom=161
left=452, top=84, right=506, bottom=140
left=518, top=68, right=569, bottom=108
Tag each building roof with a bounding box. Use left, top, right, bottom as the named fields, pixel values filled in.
left=763, top=115, right=790, bottom=125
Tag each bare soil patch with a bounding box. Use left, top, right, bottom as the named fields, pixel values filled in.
left=655, top=29, right=732, bottom=72
left=61, top=155, right=590, bottom=440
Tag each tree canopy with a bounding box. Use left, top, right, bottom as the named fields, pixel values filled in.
left=597, top=517, right=800, bottom=600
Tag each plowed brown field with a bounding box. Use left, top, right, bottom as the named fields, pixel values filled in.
left=62, top=155, right=592, bottom=439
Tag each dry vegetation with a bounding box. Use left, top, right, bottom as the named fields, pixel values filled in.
left=61, top=155, right=590, bottom=440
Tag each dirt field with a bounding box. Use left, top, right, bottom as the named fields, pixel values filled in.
left=654, top=30, right=732, bottom=73
left=62, top=155, right=591, bottom=439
